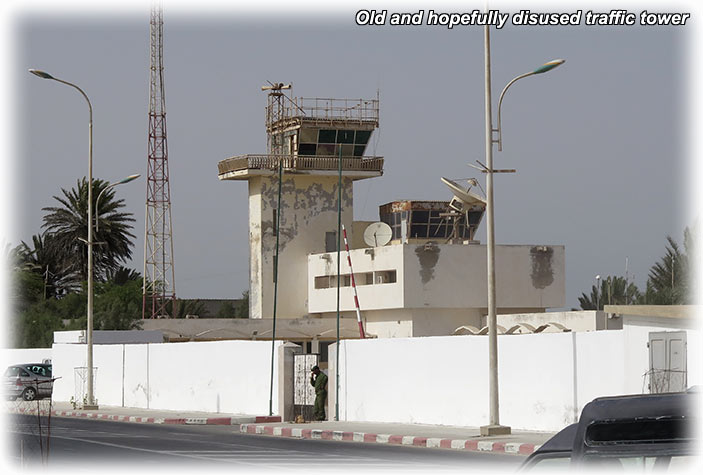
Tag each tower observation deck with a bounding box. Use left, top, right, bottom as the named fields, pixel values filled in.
left=218, top=87, right=383, bottom=181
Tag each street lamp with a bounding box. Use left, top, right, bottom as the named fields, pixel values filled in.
left=481, top=27, right=564, bottom=436
left=95, top=174, right=140, bottom=232
left=29, top=68, right=98, bottom=409
left=496, top=59, right=565, bottom=151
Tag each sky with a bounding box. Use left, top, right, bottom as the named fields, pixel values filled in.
left=1, top=0, right=701, bottom=310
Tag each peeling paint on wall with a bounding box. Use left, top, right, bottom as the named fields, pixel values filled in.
left=530, top=246, right=554, bottom=289
left=259, top=176, right=352, bottom=255
left=415, top=243, right=440, bottom=284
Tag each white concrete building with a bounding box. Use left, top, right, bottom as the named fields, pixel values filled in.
left=217, top=87, right=565, bottom=337
left=308, top=243, right=565, bottom=337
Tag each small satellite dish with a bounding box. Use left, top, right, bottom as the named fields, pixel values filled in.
left=363, top=222, right=393, bottom=247
left=441, top=177, right=486, bottom=206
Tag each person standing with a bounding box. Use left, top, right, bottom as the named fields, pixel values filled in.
left=310, top=365, right=328, bottom=421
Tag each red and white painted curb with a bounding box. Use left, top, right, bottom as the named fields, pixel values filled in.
left=239, top=424, right=541, bottom=455
left=10, top=406, right=280, bottom=425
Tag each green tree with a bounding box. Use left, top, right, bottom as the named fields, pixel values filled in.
left=579, top=275, right=642, bottom=310
left=17, top=233, right=76, bottom=297
left=216, top=301, right=236, bottom=318
left=42, top=177, right=136, bottom=285
left=234, top=290, right=249, bottom=318
left=93, top=278, right=144, bottom=331
left=643, top=228, right=695, bottom=304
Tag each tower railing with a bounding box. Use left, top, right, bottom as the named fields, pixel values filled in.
left=218, top=154, right=384, bottom=176
left=267, top=96, right=379, bottom=127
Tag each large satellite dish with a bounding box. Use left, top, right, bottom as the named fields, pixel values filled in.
left=441, top=177, right=486, bottom=206
left=363, top=222, right=393, bottom=247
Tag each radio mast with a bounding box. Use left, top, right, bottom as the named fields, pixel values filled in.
left=143, top=0, right=176, bottom=318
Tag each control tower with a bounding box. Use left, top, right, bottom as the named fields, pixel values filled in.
left=218, top=84, right=383, bottom=319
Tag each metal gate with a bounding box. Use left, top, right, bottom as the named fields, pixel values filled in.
left=648, top=331, right=687, bottom=393
left=293, top=353, right=319, bottom=421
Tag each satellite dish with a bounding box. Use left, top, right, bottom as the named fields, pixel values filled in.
left=363, top=222, right=393, bottom=247
left=441, top=177, right=486, bottom=206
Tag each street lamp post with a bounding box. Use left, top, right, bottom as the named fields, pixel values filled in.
left=481, top=27, right=564, bottom=436
left=29, top=69, right=99, bottom=409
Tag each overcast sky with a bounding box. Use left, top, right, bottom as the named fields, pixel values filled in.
left=2, top=0, right=700, bottom=310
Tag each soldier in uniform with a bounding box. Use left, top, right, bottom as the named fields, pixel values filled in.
left=310, top=365, right=328, bottom=421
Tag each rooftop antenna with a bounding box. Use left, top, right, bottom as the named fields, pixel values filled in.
left=261, top=82, right=293, bottom=155
left=441, top=177, right=487, bottom=244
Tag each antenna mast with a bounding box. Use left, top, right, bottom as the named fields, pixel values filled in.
left=143, top=0, right=176, bottom=319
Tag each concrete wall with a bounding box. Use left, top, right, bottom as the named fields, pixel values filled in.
left=309, top=243, right=565, bottom=314
left=51, top=340, right=283, bottom=414
left=496, top=311, right=613, bottom=332
left=251, top=175, right=354, bottom=319
left=329, top=331, right=633, bottom=432
left=1, top=348, right=53, bottom=366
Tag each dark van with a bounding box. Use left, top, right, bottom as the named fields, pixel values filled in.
left=520, top=389, right=699, bottom=471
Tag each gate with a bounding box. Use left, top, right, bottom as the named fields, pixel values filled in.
left=648, top=331, right=687, bottom=393
left=293, top=353, right=319, bottom=421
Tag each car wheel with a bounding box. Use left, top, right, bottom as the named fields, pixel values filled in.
left=21, top=387, right=37, bottom=401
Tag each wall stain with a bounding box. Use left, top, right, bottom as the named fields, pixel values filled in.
left=530, top=246, right=554, bottom=289
left=415, top=243, right=440, bottom=284
left=260, top=176, right=352, bottom=255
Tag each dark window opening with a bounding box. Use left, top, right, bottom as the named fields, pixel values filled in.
left=318, top=129, right=337, bottom=144
left=299, top=143, right=317, bottom=156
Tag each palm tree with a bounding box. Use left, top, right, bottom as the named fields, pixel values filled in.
left=17, top=232, right=77, bottom=297
left=104, top=266, right=141, bottom=286
left=42, top=177, right=136, bottom=285
left=644, top=227, right=695, bottom=304
left=579, top=275, right=641, bottom=310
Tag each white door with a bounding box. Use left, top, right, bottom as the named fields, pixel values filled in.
left=648, top=331, right=687, bottom=393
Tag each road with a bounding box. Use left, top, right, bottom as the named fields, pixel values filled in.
left=6, top=414, right=522, bottom=471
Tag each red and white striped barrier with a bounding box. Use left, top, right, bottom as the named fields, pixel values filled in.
left=341, top=224, right=366, bottom=339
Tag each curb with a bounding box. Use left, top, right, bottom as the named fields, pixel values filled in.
left=10, top=406, right=281, bottom=425
left=239, top=424, right=540, bottom=455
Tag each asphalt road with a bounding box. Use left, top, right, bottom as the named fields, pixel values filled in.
left=6, top=414, right=523, bottom=472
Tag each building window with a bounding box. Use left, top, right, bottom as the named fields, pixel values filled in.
left=375, top=270, right=397, bottom=284
left=315, top=276, right=331, bottom=289
left=313, top=270, right=396, bottom=288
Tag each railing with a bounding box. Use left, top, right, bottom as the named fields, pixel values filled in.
left=268, top=97, right=380, bottom=125
left=218, top=154, right=384, bottom=176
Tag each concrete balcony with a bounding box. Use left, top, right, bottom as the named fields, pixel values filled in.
left=217, top=154, right=384, bottom=181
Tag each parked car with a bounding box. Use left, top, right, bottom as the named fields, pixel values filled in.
left=520, top=389, right=699, bottom=471
left=4, top=364, right=54, bottom=401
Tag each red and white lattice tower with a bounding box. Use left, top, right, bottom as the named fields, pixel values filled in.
left=143, top=0, right=176, bottom=319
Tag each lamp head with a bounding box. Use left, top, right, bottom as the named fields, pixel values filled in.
left=118, top=174, right=140, bottom=184
left=29, top=69, right=55, bottom=80
left=532, top=59, right=565, bottom=75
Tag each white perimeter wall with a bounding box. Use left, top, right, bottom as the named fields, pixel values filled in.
left=331, top=331, right=636, bottom=432
left=1, top=348, right=53, bottom=366
left=51, top=340, right=282, bottom=415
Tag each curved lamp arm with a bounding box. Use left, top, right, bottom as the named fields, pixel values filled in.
left=95, top=174, right=140, bottom=232
left=29, top=69, right=93, bottom=119
left=496, top=59, right=565, bottom=151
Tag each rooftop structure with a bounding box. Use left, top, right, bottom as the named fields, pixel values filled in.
left=218, top=85, right=383, bottom=180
